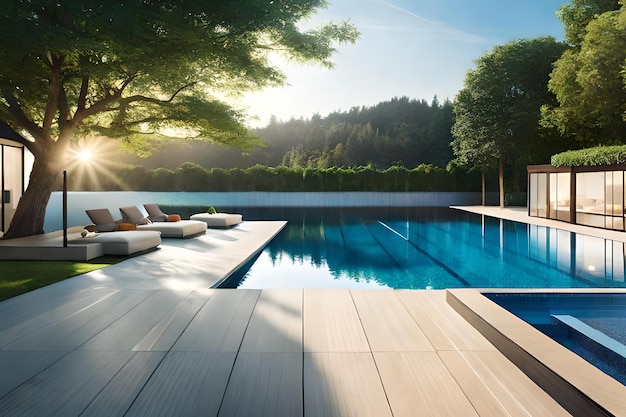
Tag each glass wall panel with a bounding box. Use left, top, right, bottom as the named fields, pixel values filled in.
left=556, top=172, right=571, bottom=221
left=1, top=145, right=25, bottom=233
left=537, top=173, right=547, bottom=218
left=576, top=172, right=605, bottom=227
left=529, top=173, right=538, bottom=217
left=549, top=173, right=557, bottom=219
left=548, top=173, right=555, bottom=219
left=606, top=171, right=624, bottom=230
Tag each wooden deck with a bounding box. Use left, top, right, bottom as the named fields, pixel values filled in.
left=0, top=287, right=572, bottom=416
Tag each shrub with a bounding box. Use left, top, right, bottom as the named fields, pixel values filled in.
left=104, top=163, right=482, bottom=192
left=551, top=145, right=626, bottom=167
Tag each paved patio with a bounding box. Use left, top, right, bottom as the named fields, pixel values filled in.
left=0, top=211, right=625, bottom=416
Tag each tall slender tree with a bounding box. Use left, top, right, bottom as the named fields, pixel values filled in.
left=452, top=37, right=567, bottom=207
left=0, top=0, right=358, bottom=238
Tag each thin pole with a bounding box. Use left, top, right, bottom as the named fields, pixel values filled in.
left=63, top=170, right=67, bottom=247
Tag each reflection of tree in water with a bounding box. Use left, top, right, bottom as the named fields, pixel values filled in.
left=261, top=208, right=460, bottom=288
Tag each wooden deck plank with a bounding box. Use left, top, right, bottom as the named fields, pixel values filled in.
left=132, top=289, right=214, bottom=351
left=218, top=352, right=302, bottom=417
left=0, top=287, right=118, bottom=347
left=172, top=289, right=260, bottom=352
left=79, top=290, right=192, bottom=351
left=397, top=290, right=494, bottom=351
left=303, top=289, right=370, bottom=352
left=3, top=290, right=153, bottom=351
left=0, top=285, right=115, bottom=330
left=80, top=352, right=166, bottom=417
left=439, top=350, right=572, bottom=417
left=304, top=352, right=393, bottom=417
left=125, top=351, right=235, bottom=417
left=351, top=290, right=434, bottom=352
left=0, top=351, right=66, bottom=398
left=240, top=289, right=303, bottom=353
left=0, top=350, right=133, bottom=416
left=374, top=351, right=480, bottom=417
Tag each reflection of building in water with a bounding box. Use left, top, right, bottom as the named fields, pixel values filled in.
left=528, top=164, right=626, bottom=231
left=524, top=221, right=626, bottom=286
left=0, top=122, right=34, bottom=235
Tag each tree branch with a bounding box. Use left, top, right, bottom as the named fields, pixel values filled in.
left=42, top=53, right=64, bottom=138
left=57, top=84, right=71, bottom=130
left=121, top=82, right=197, bottom=106
left=77, top=75, right=89, bottom=111
left=3, top=93, right=44, bottom=142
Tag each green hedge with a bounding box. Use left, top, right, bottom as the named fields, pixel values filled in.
left=552, top=145, right=626, bottom=167
left=76, top=163, right=483, bottom=192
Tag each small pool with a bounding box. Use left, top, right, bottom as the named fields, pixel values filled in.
left=218, top=207, right=626, bottom=289
left=486, top=292, right=626, bottom=386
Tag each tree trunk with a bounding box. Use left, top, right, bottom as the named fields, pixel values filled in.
left=3, top=147, right=66, bottom=239
left=499, top=156, right=505, bottom=208
left=481, top=168, right=486, bottom=206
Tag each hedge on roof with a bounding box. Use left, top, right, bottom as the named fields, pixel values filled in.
left=551, top=145, right=626, bottom=167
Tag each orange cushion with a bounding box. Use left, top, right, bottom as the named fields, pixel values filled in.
left=167, top=214, right=181, bottom=222
left=116, top=222, right=137, bottom=231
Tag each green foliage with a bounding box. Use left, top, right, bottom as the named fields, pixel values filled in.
left=255, top=96, right=455, bottom=170
left=0, top=0, right=358, bottom=238
left=452, top=37, right=568, bottom=166
left=542, top=3, right=626, bottom=145
left=452, top=37, right=569, bottom=205
left=112, top=96, right=457, bottom=172
left=557, top=0, right=621, bottom=45
left=0, top=1, right=358, bottom=147
left=98, top=163, right=482, bottom=192
left=551, top=145, right=626, bottom=166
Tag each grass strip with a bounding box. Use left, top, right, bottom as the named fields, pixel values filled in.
left=0, top=256, right=126, bottom=302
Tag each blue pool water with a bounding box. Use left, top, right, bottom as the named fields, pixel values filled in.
left=486, top=293, right=626, bottom=385
left=222, top=207, right=626, bottom=289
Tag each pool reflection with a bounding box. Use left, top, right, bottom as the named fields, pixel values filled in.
left=230, top=208, right=626, bottom=289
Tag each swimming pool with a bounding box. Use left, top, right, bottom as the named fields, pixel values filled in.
left=486, top=292, right=626, bottom=386
left=220, top=207, right=626, bottom=289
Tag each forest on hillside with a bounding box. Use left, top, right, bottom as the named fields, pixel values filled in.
left=117, top=96, right=456, bottom=171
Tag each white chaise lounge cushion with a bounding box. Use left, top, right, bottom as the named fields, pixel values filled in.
left=135, top=220, right=207, bottom=238
left=190, top=212, right=243, bottom=228
left=120, top=205, right=206, bottom=238
left=68, top=230, right=161, bottom=256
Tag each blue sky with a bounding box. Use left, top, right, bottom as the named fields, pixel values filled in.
left=239, top=0, right=566, bottom=127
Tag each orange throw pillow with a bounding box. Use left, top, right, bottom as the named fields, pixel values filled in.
left=116, top=222, right=137, bottom=231
left=167, top=214, right=181, bottom=222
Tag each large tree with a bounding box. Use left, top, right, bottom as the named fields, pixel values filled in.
left=0, top=1, right=358, bottom=238
left=541, top=0, right=626, bottom=145
left=452, top=37, right=567, bottom=207
left=557, top=0, right=621, bottom=46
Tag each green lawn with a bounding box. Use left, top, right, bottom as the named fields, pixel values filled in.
left=0, top=257, right=126, bottom=302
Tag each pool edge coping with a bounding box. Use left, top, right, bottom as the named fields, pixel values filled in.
left=447, top=288, right=626, bottom=417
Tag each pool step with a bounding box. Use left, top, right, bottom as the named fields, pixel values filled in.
left=551, top=314, right=626, bottom=360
